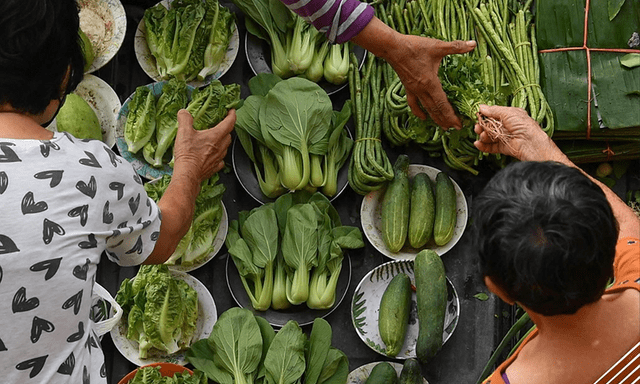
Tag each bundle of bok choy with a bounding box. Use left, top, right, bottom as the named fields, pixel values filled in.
left=235, top=74, right=353, bottom=198
left=230, top=0, right=350, bottom=84
left=224, top=191, right=364, bottom=311
left=144, top=0, right=236, bottom=82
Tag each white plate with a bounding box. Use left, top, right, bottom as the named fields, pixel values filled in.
left=245, top=33, right=365, bottom=96
left=231, top=132, right=351, bottom=205
left=347, top=362, right=429, bottom=384
left=78, top=0, right=127, bottom=73
left=111, top=270, right=218, bottom=366
left=115, top=81, right=195, bottom=180
left=167, top=201, right=228, bottom=272
left=226, top=252, right=352, bottom=328
left=351, top=260, right=459, bottom=359
left=134, top=1, right=240, bottom=87
left=48, top=74, right=120, bottom=148
left=360, top=165, right=468, bottom=260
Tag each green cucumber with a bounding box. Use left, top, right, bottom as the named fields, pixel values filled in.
left=365, top=362, right=399, bottom=384
left=414, top=249, right=447, bottom=363
left=380, top=155, right=410, bottom=253
left=378, top=273, right=412, bottom=357
left=433, top=171, right=457, bottom=246
left=398, top=358, right=423, bottom=384
left=408, top=173, right=435, bottom=248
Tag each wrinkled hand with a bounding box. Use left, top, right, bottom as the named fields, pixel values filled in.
left=473, top=105, right=558, bottom=162
left=173, top=109, right=235, bottom=182
left=386, top=36, right=476, bottom=129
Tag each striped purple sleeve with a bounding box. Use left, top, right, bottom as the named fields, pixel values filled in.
left=280, top=0, right=375, bottom=44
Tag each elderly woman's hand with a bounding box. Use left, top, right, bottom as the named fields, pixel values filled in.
left=172, top=109, right=235, bottom=183
left=473, top=105, right=560, bottom=162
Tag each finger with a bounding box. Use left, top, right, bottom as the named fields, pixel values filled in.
left=478, top=104, right=512, bottom=120
left=427, top=86, right=461, bottom=129
left=177, top=109, right=194, bottom=130
left=434, top=40, right=476, bottom=57
left=406, top=92, right=427, bottom=120
left=220, top=133, right=232, bottom=151
left=215, top=109, right=236, bottom=135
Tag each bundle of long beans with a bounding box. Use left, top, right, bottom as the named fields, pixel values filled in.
left=351, top=0, right=553, bottom=176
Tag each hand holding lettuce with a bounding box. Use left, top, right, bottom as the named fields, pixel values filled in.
left=225, top=191, right=364, bottom=311
left=115, top=265, right=200, bottom=359
left=186, top=307, right=350, bottom=384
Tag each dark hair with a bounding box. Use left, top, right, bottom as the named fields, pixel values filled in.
left=0, top=0, right=84, bottom=115
left=473, top=161, right=618, bottom=316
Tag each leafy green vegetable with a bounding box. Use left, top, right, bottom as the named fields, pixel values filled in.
left=282, top=203, right=318, bottom=305
left=115, top=265, right=199, bottom=359
left=153, top=78, right=189, bottom=167
left=186, top=80, right=241, bottom=131
left=474, top=292, right=489, bottom=301
left=128, top=365, right=208, bottom=384
left=144, top=0, right=235, bottom=82
left=144, top=173, right=225, bottom=267
left=125, top=85, right=157, bottom=154
left=323, top=43, right=350, bottom=85
left=264, top=320, right=307, bottom=384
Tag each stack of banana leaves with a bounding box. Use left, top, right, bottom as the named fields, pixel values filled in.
left=347, top=0, right=553, bottom=185
left=537, top=0, right=640, bottom=163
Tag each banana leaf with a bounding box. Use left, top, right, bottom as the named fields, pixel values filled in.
left=558, top=140, right=640, bottom=163
left=537, top=0, right=640, bottom=136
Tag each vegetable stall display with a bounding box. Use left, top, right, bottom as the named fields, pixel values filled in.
left=143, top=0, right=236, bottom=82
left=186, top=307, right=350, bottom=384
left=225, top=192, right=364, bottom=311
left=235, top=74, right=353, bottom=198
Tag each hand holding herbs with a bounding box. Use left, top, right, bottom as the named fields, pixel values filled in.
left=225, top=191, right=364, bottom=311
left=143, top=0, right=236, bottom=82
left=145, top=173, right=225, bottom=268
left=186, top=307, right=350, bottom=384
left=115, top=265, right=200, bottom=359
left=235, top=74, right=353, bottom=199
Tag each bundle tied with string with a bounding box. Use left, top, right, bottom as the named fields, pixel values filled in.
left=536, top=0, right=640, bottom=162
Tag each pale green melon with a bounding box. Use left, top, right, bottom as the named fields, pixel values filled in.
left=79, top=29, right=95, bottom=72
left=56, top=93, right=103, bottom=140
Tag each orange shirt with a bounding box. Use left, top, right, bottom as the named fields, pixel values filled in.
left=482, top=238, right=640, bottom=384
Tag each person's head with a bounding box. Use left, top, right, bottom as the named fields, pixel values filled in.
left=473, top=161, right=618, bottom=316
left=0, top=0, right=84, bottom=116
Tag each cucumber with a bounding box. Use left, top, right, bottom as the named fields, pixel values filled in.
left=399, top=358, right=423, bottom=384
left=408, top=173, right=435, bottom=248
left=433, top=171, right=457, bottom=246
left=364, top=362, right=399, bottom=384
left=414, top=249, right=447, bottom=364
left=378, top=273, right=412, bottom=357
left=380, top=155, right=410, bottom=253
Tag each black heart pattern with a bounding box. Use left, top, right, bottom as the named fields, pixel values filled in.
left=21, top=192, right=48, bottom=214
left=78, top=234, right=97, bottom=249
left=0, top=234, right=19, bottom=254
left=104, top=146, right=121, bottom=167
left=67, top=322, right=85, bottom=342
left=109, top=182, right=125, bottom=200
left=151, top=231, right=160, bottom=241
left=34, top=170, right=64, bottom=188
left=39, top=141, right=59, bottom=158
left=0, top=142, right=21, bottom=163
left=147, top=198, right=153, bottom=216
left=83, top=366, right=90, bottom=384
left=57, top=352, right=75, bottom=375
left=86, top=333, right=98, bottom=351
left=100, top=362, right=107, bottom=378
left=0, top=336, right=6, bottom=351
left=79, top=151, right=101, bottom=168
left=68, top=205, right=89, bottom=226
left=29, top=257, right=62, bottom=281
left=0, top=171, right=7, bottom=194
left=133, top=173, right=142, bottom=185
left=16, top=355, right=48, bottom=378
left=129, top=193, right=140, bottom=215
left=117, top=221, right=129, bottom=229
left=30, top=316, right=55, bottom=343
left=76, top=176, right=97, bottom=198
left=0, top=265, right=3, bottom=284
left=73, top=258, right=90, bottom=280
left=12, top=287, right=39, bottom=313
left=102, top=201, right=113, bottom=224
left=62, top=290, right=83, bottom=315
left=43, top=218, right=65, bottom=245
left=126, top=235, right=144, bottom=255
